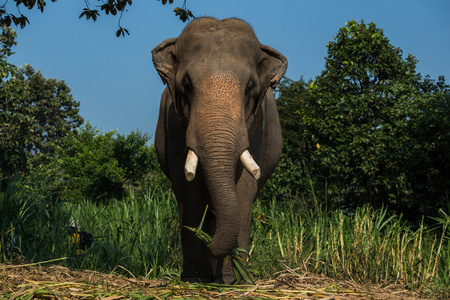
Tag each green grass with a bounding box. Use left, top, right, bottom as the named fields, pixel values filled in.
left=66, top=187, right=180, bottom=278
left=1, top=176, right=449, bottom=296
left=250, top=196, right=449, bottom=293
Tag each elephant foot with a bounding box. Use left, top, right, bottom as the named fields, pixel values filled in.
left=221, top=273, right=236, bottom=285
left=181, top=276, right=214, bottom=284
left=181, top=270, right=215, bottom=284
left=181, top=274, right=237, bottom=285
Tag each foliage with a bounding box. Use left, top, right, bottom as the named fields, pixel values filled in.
left=0, top=26, right=15, bottom=74
left=269, top=20, right=450, bottom=222
left=250, top=194, right=449, bottom=293
left=307, top=20, right=423, bottom=210
left=260, top=78, right=314, bottom=202
left=0, top=0, right=194, bottom=36
left=0, top=177, right=180, bottom=278
left=67, top=187, right=180, bottom=278
left=0, top=26, right=26, bottom=180
left=1, top=28, right=83, bottom=180
left=113, top=130, right=157, bottom=186
left=56, top=123, right=125, bottom=202
left=113, top=129, right=171, bottom=197
left=1, top=65, right=83, bottom=178
left=0, top=176, right=69, bottom=263
left=1, top=176, right=449, bottom=294
left=404, top=76, right=450, bottom=217
left=56, top=123, right=166, bottom=203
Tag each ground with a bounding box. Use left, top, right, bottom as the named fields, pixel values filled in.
left=0, top=262, right=431, bottom=299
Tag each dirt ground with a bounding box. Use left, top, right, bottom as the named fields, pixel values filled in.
left=0, top=261, right=436, bottom=299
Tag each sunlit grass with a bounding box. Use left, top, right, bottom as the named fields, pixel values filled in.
left=1, top=176, right=449, bottom=295
left=250, top=195, right=449, bottom=293
left=67, top=186, right=181, bottom=278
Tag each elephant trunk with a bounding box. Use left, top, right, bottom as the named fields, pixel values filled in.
left=199, top=135, right=241, bottom=258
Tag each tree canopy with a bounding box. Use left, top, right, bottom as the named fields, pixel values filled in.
left=268, top=20, right=450, bottom=222
left=54, top=123, right=166, bottom=203
left=1, top=27, right=166, bottom=200
left=1, top=27, right=84, bottom=178
left=1, top=27, right=83, bottom=178
left=0, top=0, right=194, bottom=37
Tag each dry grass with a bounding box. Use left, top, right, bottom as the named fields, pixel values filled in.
left=0, top=261, right=428, bottom=300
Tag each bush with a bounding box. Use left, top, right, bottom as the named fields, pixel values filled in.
left=56, top=123, right=167, bottom=203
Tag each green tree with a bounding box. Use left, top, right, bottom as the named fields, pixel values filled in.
left=260, top=78, right=315, bottom=202
left=1, top=34, right=83, bottom=179
left=306, top=20, right=422, bottom=210
left=17, top=65, right=83, bottom=161
left=0, top=0, right=194, bottom=37
left=285, top=20, right=450, bottom=220
left=404, top=76, right=450, bottom=217
left=58, top=123, right=126, bottom=202
left=0, top=26, right=28, bottom=178
left=112, top=129, right=171, bottom=196
left=58, top=124, right=166, bottom=203
left=113, top=130, right=154, bottom=185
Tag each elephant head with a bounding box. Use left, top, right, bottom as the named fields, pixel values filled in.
left=152, top=17, right=287, bottom=259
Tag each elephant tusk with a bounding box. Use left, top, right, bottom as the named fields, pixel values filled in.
left=184, top=149, right=198, bottom=182
left=240, top=150, right=261, bottom=180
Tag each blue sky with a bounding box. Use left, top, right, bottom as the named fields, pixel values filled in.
left=6, top=0, right=450, bottom=140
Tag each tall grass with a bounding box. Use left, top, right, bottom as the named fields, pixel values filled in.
left=0, top=176, right=69, bottom=263
left=0, top=177, right=180, bottom=278
left=1, top=176, right=449, bottom=294
left=67, top=187, right=180, bottom=278
left=250, top=195, right=449, bottom=292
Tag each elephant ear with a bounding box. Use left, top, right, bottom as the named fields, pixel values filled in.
left=257, top=44, right=288, bottom=111
left=152, top=38, right=180, bottom=112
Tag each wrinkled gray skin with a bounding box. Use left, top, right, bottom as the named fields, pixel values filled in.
left=152, top=17, right=287, bottom=284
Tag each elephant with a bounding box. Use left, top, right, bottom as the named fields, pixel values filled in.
left=152, top=17, right=287, bottom=284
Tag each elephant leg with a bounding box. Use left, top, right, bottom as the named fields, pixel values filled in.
left=237, top=172, right=258, bottom=252
left=176, top=186, right=215, bottom=283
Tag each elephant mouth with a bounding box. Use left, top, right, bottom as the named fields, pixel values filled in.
left=184, top=149, right=260, bottom=182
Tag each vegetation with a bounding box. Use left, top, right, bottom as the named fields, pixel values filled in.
left=263, top=20, right=450, bottom=224
left=55, top=123, right=166, bottom=203
left=1, top=177, right=449, bottom=296
left=0, top=27, right=83, bottom=180
left=251, top=195, right=450, bottom=292
left=1, top=27, right=167, bottom=200
left=1, top=19, right=450, bottom=296
left=0, top=0, right=194, bottom=36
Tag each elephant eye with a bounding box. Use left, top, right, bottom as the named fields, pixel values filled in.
left=245, top=78, right=258, bottom=118
left=182, top=75, right=193, bottom=97
left=245, top=78, right=257, bottom=98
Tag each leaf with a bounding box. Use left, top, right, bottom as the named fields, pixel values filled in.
left=230, top=250, right=255, bottom=284
left=37, top=0, right=46, bottom=13
left=115, top=27, right=130, bottom=38
left=26, top=0, right=37, bottom=9
left=78, top=10, right=87, bottom=19
left=79, top=8, right=99, bottom=22
left=1, top=15, right=12, bottom=27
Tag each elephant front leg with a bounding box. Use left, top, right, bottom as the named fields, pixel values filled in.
left=178, top=197, right=217, bottom=283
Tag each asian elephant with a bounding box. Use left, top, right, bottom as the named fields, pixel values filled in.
left=152, top=17, right=287, bottom=284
